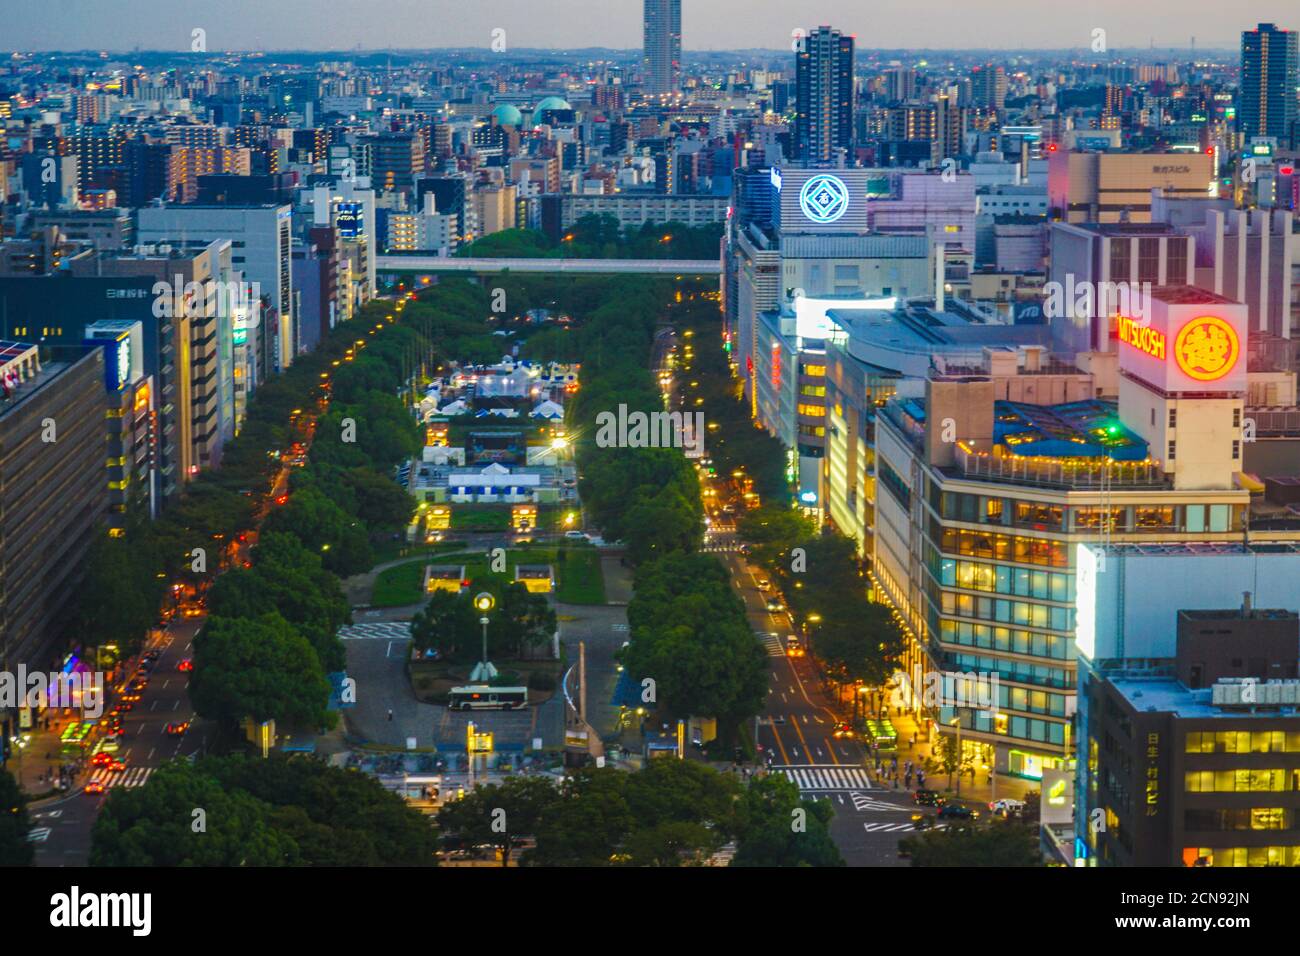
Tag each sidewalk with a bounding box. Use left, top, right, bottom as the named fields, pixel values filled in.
left=8, top=716, right=87, bottom=802
left=860, top=704, right=1037, bottom=807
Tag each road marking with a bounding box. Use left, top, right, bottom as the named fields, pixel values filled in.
left=775, top=766, right=872, bottom=792
left=26, top=827, right=52, bottom=843
left=862, top=822, right=921, bottom=833
left=88, top=767, right=154, bottom=789
left=850, top=792, right=912, bottom=812
left=339, top=622, right=413, bottom=641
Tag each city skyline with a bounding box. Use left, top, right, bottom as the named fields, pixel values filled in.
left=1, top=0, right=1291, bottom=53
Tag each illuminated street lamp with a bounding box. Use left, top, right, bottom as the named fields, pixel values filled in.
left=469, top=592, right=498, bottom=682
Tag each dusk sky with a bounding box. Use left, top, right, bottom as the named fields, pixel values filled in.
left=1, top=0, right=1287, bottom=52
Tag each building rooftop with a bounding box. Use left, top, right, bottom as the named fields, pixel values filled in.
left=1111, top=676, right=1300, bottom=719
left=1151, top=284, right=1238, bottom=306
left=994, top=399, right=1149, bottom=461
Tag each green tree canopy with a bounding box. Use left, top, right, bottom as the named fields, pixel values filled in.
left=0, top=768, right=34, bottom=866
left=730, top=774, right=844, bottom=868
left=190, top=613, right=332, bottom=728
left=90, top=755, right=437, bottom=866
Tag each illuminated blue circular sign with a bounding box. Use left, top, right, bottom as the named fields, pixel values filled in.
left=799, top=174, right=850, bottom=223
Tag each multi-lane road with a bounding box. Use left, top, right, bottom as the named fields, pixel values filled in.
left=706, top=524, right=935, bottom=866
left=31, top=615, right=209, bottom=865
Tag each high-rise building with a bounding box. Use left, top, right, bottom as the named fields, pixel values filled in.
left=1240, top=23, right=1299, bottom=149
left=0, top=343, right=109, bottom=671
left=137, top=204, right=293, bottom=376
left=971, top=64, right=1008, bottom=110
left=794, top=26, right=855, bottom=164
left=642, top=0, right=682, bottom=95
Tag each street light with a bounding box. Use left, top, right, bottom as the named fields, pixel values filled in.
left=469, top=592, right=497, bottom=683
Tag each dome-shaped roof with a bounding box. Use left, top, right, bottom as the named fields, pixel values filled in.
left=534, top=96, right=572, bottom=113
left=490, top=103, right=523, bottom=127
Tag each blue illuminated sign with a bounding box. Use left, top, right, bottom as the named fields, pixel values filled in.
left=799, top=174, right=849, bottom=224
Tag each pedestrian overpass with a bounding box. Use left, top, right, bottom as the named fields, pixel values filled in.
left=376, top=255, right=721, bottom=276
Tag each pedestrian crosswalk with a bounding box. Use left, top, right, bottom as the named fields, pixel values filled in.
left=862, top=821, right=947, bottom=833
left=849, top=791, right=913, bottom=812
left=758, top=631, right=784, bottom=657
left=702, top=541, right=743, bottom=556
left=338, top=622, right=412, bottom=641
left=775, top=765, right=872, bottom=792
left=87, top=767, right=153, bottom=789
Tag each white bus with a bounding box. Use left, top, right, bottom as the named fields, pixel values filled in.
left=448, top=685, right=528, bottom=711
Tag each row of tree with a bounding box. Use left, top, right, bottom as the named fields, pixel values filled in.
left=178, top=281, right=486, bottom=730
left=736, top=510, right=906, bottom=689
left=90, top=755, right=438, bottom=866
left=460, top=214, right=724, bottom=261
left=438, top=758, right=841, bottom=867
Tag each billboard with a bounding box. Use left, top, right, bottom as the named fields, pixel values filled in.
left=774, top=167, right=872, bottom=235
left=335, top=201, right=364, bottom=238
left=1116, top=292, right=1246, bottom=395
left=1041, top=768, right=1074, bottom=825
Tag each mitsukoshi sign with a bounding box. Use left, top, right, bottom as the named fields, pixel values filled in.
left=1116, top=293, right=1246, bottom=394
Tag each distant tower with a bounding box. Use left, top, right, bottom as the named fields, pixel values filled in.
left=794, top=25, right=855, bottom=164
left=643, top=0, right=682, bottom=95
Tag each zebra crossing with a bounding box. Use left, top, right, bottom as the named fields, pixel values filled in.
left=775, top=765, right=872, bottom=792
left=338, top=622, right=413, bottom=641
left=702, top=544, right=742, bottom=554
left=758, top=631, right=785, bottom=657
left=849, top=791, right=913, bottom=812
left=862, top=821, right=946, bottom=833
left=87, top=767, right=153, bottom=789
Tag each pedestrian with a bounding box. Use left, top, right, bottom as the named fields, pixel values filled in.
left=905, top=772, right=912, bottom=789
left=387, top=709, right=393, bottom=722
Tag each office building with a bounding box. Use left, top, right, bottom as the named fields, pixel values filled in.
left=1047, top=222, right=1195, bottom=356
left=137, top=204, right=293, bottom=375
left=83, top=320, right=157, bottom=524
left=0, top=343, right=109, bottom=671
left=1076, top=546, right=1300, bottom=867
left=68, top=241, right=240, bottom=476
left=1048, top=150, right=1215, bottom=223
